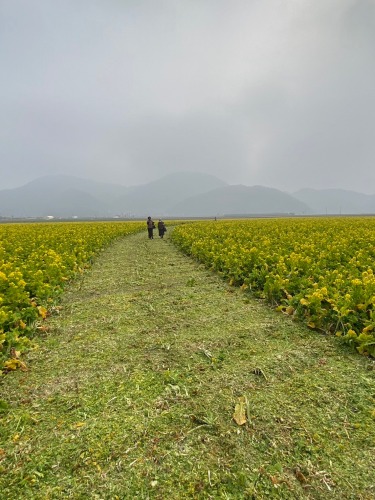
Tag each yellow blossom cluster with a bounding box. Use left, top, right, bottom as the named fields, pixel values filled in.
left=0, top=221, right=144, bottom=370
left=172, top=217, right=375, bottom=356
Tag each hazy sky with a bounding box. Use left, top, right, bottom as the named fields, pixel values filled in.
left=1, top=0, right=375, bottom=193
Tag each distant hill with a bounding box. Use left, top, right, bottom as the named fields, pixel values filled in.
left=170, top=185, right=312, bottom=216
left=0, top=172, right=227, bottom=218
left=112, top=172, right=228, bottom=216
left=293, top=188, right=375, bottom=214
left=0, top=175, right=122, bottom=217
left=2, top=173, right=374, bottom=218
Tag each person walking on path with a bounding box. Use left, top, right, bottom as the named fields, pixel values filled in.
left=157, top=219, right=167, bottom=238
left=146, top=216, right=155, bottom=239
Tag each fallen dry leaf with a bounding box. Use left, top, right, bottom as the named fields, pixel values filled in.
left=233, top=396, right=247, bottom=426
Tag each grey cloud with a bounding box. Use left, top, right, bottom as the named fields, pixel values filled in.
left=235, top=0, right=375, bottom=193
left=120, top=112, right=248, bottom=184
left=1, top=0, right=375, bottom=193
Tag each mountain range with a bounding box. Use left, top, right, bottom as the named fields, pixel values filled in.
left=0, top=172, right=374, bottom=218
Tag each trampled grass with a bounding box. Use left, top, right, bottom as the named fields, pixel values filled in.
left=0, top=229, right=374, bottom=498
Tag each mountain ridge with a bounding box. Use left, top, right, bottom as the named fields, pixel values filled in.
left=293, top=188, right=375, bottom=215
left=171, top=184, right=311, bottom=216
left=0, top=173, right=374, bottom=218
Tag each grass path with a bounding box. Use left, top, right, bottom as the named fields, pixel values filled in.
left=1, top=230, right=374, bottom=499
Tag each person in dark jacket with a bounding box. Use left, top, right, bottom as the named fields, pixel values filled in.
left=146, top=216, right=155, bottom=239
left=157, top=219, right=167, bottom=238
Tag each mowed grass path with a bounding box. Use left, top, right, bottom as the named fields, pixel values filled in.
left=1, top=230, right=374, bottom=499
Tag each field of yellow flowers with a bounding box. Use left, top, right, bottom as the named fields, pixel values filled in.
left=171, top=217, right=375, bottom=356
left=0, top=221, right=144, bottom=371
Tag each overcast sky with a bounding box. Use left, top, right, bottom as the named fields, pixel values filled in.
left=1, top=0, right=375, bottom=193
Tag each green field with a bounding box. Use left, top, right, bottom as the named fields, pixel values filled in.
left=0, top=222, right=374, bottom=498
